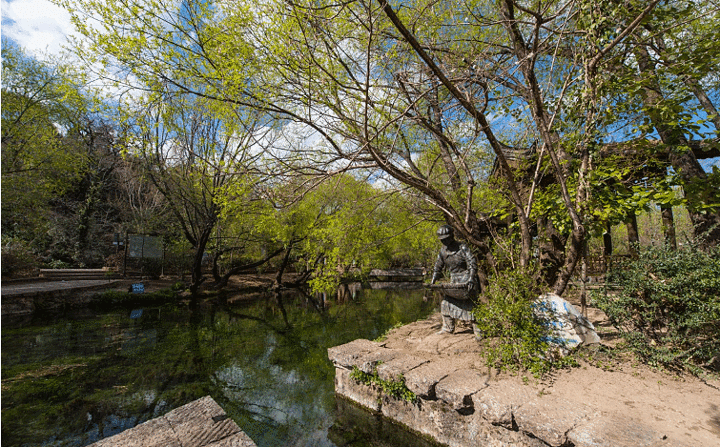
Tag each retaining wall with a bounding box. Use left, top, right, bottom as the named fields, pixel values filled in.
left=328, top=334, right=674, bottom=447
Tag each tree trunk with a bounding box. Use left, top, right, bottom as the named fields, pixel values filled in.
left=603, top=221, right=613, bottom=272
left=537, top=216, right=568, bottom=287
left=474, top=242, right=493, bottom=294
left=627, top=212, right=640, bottom=259
left=212, top=250, right=223, bottom=283
left=553, top=226, right=584, bottom=296
left=215, top=246, right=285, bottom=289
left=189, top=224, right=214, bottom=295
left=635, top=45, right=720, bottom=244
left=378, top=0, right=534, bottom=270
left=661, top=205, right=677, bottom=250
left=275, top=240, right=295, bottom=287
left=497, top=0, right=586, bottom=292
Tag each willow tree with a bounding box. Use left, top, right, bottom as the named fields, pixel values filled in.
left=236, top=0, right=671, bottom=293
left=119, top=91, right=270, bottom=292
left=61, top=0, right=719, bottom=293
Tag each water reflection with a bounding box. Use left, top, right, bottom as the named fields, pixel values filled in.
left=1, top=285, right=436, bottom=447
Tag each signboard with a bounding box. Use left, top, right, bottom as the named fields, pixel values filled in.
left=130, top=283, right=145, bottom=294
left=127, top=235, right=163, bottom=259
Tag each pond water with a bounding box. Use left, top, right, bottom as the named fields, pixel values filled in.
left=1, top=285, right=440, bottom=447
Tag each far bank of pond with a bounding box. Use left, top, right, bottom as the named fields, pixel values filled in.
left=1, top=284, right=438, bottom=447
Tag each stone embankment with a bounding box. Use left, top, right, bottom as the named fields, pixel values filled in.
left=329, top=314, right=718, bottom=447
left=1, top=279, right=121, bottom=316
left=39, top=268, right=120, bottom=280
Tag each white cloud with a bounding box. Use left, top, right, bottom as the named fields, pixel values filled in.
left=1, top=0, right=76, bottom=59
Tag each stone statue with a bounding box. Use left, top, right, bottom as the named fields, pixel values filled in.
left=430, top=225, right=481, bottom=337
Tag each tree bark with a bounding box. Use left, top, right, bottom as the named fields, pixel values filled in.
left=603, top=221, right=613, bottom=272
left=189, top=222, right=214, bottom=294
left=627, top=212, right=640, bottom=259
left=661, top=205, right=677, bottom=250
left=634, top=45, right=720, bottom=244
left=537, top=216, right=568, bottom=287
left=275, top=239, right=296, bottom=287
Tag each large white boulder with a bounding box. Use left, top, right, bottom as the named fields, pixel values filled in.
left=533, top=293, right=601, bottom=351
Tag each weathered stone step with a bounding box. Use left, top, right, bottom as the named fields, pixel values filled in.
left=89, top=396, right=256, bottom=447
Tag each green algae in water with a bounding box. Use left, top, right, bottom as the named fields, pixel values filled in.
left=1, top=287, right=436, bottom=447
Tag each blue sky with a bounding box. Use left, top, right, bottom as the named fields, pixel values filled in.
left=2, top=0, right=76, bottom=60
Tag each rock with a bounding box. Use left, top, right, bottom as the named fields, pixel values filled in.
left=334, top=368, right=382, bottom=412
left=534, top=293, right=601, bottom=351
left=328, top=339, right=381, bottom=369
left=375, top=354, right=430, bottom=383
left=355, top=348, right=401, bottom=374
left=434, top=369, right=488, bottom=411
left=472, top=381, right=533, bottom=428
left=404, top=360, right=456, bottom=399
left=90, top=396, right=254, bottom=447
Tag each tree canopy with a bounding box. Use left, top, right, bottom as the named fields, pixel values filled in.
left=5, top=0, right=718, bottom=290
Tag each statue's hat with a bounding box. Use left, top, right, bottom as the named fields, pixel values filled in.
left=437, top=225, right=453, bottom=240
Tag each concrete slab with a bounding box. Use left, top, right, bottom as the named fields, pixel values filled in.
left=355, top=347, right=402, bottom=374
left=88, top=396, right=255, bottom=447
left=471, top=380, right=534, bottom=427
left=402, top=360, right=455, bottom=399
left=327, top=339, right=382, bottom=368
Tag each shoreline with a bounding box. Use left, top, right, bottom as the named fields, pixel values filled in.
left=329, top=313, right=720, bottom=447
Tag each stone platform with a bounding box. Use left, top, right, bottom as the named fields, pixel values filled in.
left=89, top=396, right=256, bottom=447
left=328, top=314, right=707, bottom=447
left=1, top=279, right=121, bottom=316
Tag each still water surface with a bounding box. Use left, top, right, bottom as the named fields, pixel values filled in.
left=2, top=285, right=438, bottom=447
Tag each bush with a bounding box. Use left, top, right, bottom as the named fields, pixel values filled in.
left=592, top=242, right=720, bottom=374
left=473, top=269, right=575, bottom=377
left=1, top=236, right=39, bottom=278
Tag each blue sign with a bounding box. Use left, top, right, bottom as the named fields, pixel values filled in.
left=130, top=309, right=143, bottom=319
left=131, top=283, right=145, bottom=294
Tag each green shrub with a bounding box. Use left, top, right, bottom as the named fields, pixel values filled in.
left=350, top=366, right=417, bottom=403
left=473, top=269, right=576, bottom=377
left=592, top=242, right=720, bottom=374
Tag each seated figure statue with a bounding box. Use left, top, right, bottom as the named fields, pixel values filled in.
left=430, top=225, right=481, bottom=337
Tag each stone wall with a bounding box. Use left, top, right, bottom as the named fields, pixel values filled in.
left=328, top=335, right=674, bottom=447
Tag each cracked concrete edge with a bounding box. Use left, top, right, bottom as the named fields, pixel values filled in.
left=327, top=339, right=383, bottom=369
left=375, top=354, right=431, bottom=383
left=470, top=383, right=676, bottom=447
left=330, top=340, right=677, bottom=447
left=335, top=365, right=545, bottom=447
